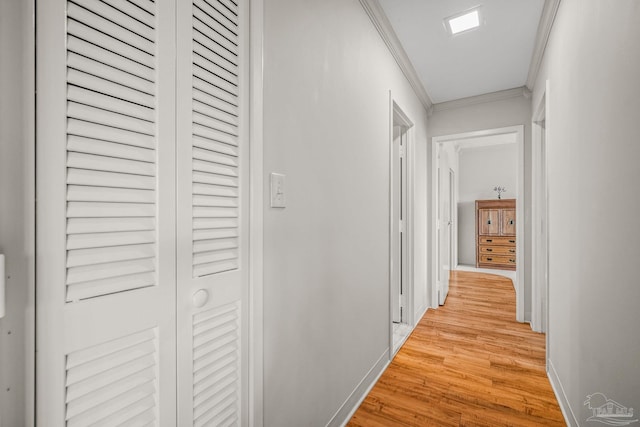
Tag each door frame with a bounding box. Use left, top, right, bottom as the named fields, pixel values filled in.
left=531, top=81, right=550, bottom=339
left=388, top=97, right=415, bottom=357
left=431, top=125, right=525, bottom=322
left=0, top=0, right=36, bottom=424
left=249, top=0, right=265, bottom=424
left=448, top=168, right=456, bottom=279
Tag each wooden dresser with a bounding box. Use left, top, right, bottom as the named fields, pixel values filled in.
left=476, top=199, right=516, bottom=270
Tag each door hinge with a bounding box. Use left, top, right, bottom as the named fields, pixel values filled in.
left=400, top=144, right=406, bottom=158
left=400, top=219, right=405, bottom=233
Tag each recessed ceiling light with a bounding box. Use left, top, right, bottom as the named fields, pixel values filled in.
left=445, top=7, right=482, bottom=36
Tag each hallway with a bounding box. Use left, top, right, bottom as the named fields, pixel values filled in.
left=348, top=271, right=564, bottom=426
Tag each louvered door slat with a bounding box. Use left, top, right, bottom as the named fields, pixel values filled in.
left=193, top=249, right=238, bottom=267
left=67, top=119, right=156, bottom=149
left=67, top=169, right=155, bottom=190
left=193, top=160, right=237, bottom=177
left=67, top=258, right=155, bottom=283
left=195, top=0, right=237, bottom=30
left=67, top=217, right=156, bottom=234
left=192, top=5, right=237, bottom=46
left=67, top=185, right=155, bottom=204
left=67, top=70, right=154, bottom=109
left=66, top=20, right=155, bottom=69
left=67, top=202, right=155, bottom=217
left=192, top=19, right=237, bottom=61
left=192, top=136, right=238, bottom=156
left=67, top=230, right=155, bottom=250
left=99, top=0, right=156, bottom=28
left=67, top=135, right=155, bottom=162
left=71, top=0, right=155, bottom=41
left=67, top=2, right=155, bottom=55
left=67, top=101, right=154, bottom=135
left=193, top=111, right=238, bottom=136
left=67, top=273, right=156, bottom=301
left=126, top=0, right=154, bottom=15
left=67, top=50, right=155, bottom=95
left=193, top=77, right=238, bottom=108
left=67, top=86, right=155, bottom=123
left=193, top=146, right=238, bottom=165
left=193, top=183, right=237, bottom=198
left=67, top=36, right=155, bottom=81
left=193, top=51, right=238, bottom=86
left=193, top=100, right=238, bottom=128
left=193, top=32, right=237, bottom=70
left=67, top=244, right=155, bottom=268
left=68, top=152, right=155, bottom=176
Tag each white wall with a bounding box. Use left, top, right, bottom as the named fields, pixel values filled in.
left=458, top=144, right=518, bottom=265
left=532, top=0, right=640, bottom=424
left=0, top=0, right=35, bottom=425
left=428, top=95, right=532, bottom=318
left=262, top=0, right=429, bottom=425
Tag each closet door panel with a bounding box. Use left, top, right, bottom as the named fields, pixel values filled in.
left=176, top=0, right=249, bottom=424
left=36, top=0, right=176, bottom=423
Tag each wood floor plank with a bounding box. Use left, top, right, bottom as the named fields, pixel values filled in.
left=347, top=271, right=565, bottom=426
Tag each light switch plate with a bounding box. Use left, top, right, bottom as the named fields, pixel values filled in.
left=270, top=173, right=286, bottom=208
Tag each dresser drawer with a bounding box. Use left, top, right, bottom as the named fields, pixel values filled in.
left=479, top=236, right=516, bottom=245
left=479, top=254, right=516, bottom=265
left=479, top=245, right=516, bottom=255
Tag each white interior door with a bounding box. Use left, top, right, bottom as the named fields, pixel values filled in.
left=438, top=149, right=450, bottom=305
left=37, top=0, right=177, bottom=423
left=176, top=0, right=249, bottom=424
left=391, top=125, right=408, bottom=324
left=36, top=0, right=250, bottom=424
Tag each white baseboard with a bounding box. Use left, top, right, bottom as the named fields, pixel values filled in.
left=415, top=305, right=429, bottom=325
left=547, top=359, right=579, bottom=426
left=326, top=349, right=390, bottom=427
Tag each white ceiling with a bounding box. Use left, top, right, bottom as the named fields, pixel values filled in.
left=378, top=0, right=545, bottom=104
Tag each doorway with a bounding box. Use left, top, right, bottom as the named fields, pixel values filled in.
left=390, top=101, right=414, bottom=355
left=431, top=125, right=525, bottom=321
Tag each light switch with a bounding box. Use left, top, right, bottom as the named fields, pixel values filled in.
left=270, top=173, right=286, bottom=208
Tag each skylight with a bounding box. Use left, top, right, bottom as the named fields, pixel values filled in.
left=445, top=8, right=481, bottom=35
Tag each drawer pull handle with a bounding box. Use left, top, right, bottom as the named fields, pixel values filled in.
left=509, top=240, right=515, bottom=243
left=486, top=239, right=493, bottom=242
left=487, top=257, right=493, bottom=261
left=509, top=249, right=515, bottom=253
left=486, top=249, right=493, bottom=252
left=509, top=259, right=515, bottom=263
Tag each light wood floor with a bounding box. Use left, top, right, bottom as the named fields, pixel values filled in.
left=348, top=270, right=565, bottom=426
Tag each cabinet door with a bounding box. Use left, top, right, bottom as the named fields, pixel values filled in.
left=502, top=209, right=516, bottom=236
left=479, top=209, right=500, bottom=235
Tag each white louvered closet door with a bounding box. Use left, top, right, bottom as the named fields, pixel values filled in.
left=36, top=0, right=177, bottom=424
left=176, top=0, right=249, bottom=425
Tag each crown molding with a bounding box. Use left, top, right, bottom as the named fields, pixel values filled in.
left=526, top=0, right=562, bottom=90
left=359, top=0, right=433, bottom=111
left=432, top=86, right=531, bottom=113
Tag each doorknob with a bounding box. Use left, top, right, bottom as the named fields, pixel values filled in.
left=192, top=289, right=209, bottom=308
